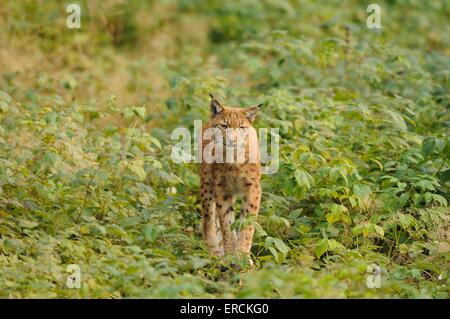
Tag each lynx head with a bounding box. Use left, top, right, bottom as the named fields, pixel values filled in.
left=208, top=94, right=262, bottom=148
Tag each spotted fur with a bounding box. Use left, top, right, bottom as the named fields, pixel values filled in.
left=200, top=95, right=262, bottom=257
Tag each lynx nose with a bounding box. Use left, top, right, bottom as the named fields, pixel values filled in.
left=225, top=138, right=236, bottom=147
left=225, top=128, right=239, bottom=147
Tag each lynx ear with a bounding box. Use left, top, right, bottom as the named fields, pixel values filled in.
left=209, top=93, right=224, bottom=117
left=244, top=104, right=263, bottom=123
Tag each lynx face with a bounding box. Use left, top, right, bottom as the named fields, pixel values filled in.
left=210, top=101, right=258, bottom=146
left=203, top=96, right=261, bottom=164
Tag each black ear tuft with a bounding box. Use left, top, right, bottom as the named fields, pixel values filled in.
left=244, top=105, right=260, bottom=123
left=210, top=94, right=223, bottom=117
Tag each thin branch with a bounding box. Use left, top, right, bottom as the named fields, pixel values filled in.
left=76, top=172, right=96, bottom=224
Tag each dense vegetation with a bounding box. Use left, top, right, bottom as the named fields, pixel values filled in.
left=0, top=0, right=448, bottom=298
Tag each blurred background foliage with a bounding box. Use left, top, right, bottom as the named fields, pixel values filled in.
left=0, top=0, right=449, bottom=298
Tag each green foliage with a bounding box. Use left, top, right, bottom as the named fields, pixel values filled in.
left=0, top=0, right=449, bottom=298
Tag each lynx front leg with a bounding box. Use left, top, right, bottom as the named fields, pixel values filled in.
left=238, top=183, right=261, bottom=254
left=214, top=189, right=237, bottom=253
left=201, top=184, right=222, bottom=255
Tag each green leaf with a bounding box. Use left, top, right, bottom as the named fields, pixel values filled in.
left=91, top=224, right=106, bottom=236
left=268, top=247, right=279, bottom=261
left=430, top=194, right=447, bottom=206
left=148, top=135, right=161, bottom=149
left=127, top=160, right=147, bottom=180
left=19, top=220, right=39, bottom=229
left=294, top=169, right=313, bottom=191
left=385, top=110, right=407, bottom=131
left=326, top=204, right=349, bottom=224
left=315, top=239, right=329, bottom=259
left=353, top=184, right=371, bottom=201
left=273, top=238, right=290, bottom=255
left=128, top=245, right=143, bottom=254
left=438, top=169, right=450, bottom=183
left=132, top=107, right=146, bottom=119
left=373, top=224, right=384, bottom=237
left=0, top=91, right=12, bottom=103
left=326, top=211, right=341, bottom=224
left=144, top=225, right=159, bottom=242
left=398, top=214, right=416, bottom=230
left=422, top=138, right=436, bottom=157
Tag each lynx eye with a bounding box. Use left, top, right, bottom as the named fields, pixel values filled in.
left=217, top=124, right=228, bottom=130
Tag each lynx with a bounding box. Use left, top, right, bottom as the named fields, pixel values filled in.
left=200, top=94, right=262, bottom=258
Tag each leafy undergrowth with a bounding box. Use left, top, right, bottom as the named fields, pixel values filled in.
left=0, top=0, right=449, bottom=298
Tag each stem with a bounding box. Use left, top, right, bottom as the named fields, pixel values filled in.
left=76, top=172, right=96, bottom=224
left=436, top=158, right=447, bottom=175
